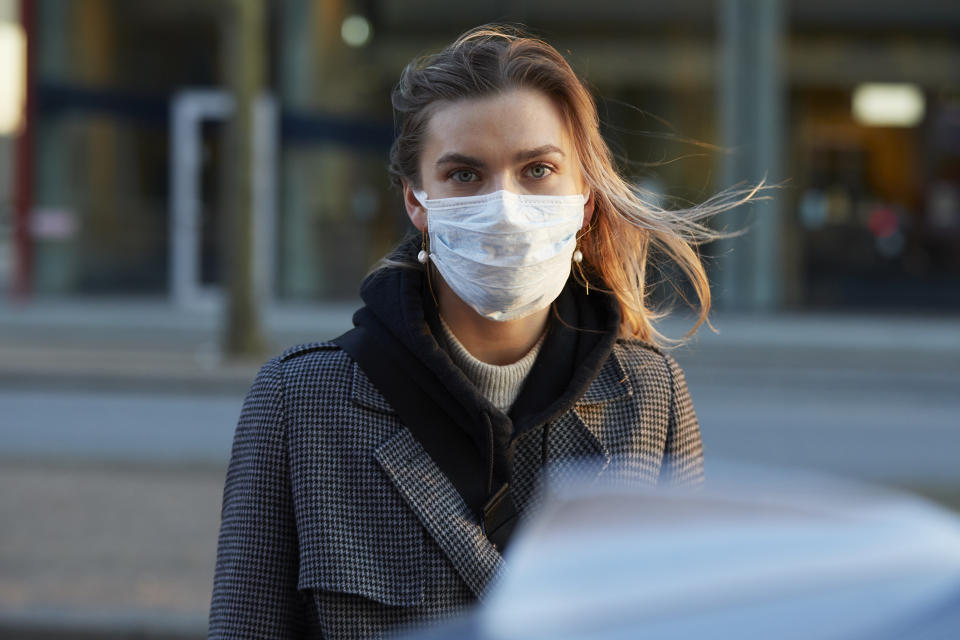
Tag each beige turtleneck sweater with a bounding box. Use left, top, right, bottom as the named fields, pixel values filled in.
left=436, top=316, right=546, bottom=414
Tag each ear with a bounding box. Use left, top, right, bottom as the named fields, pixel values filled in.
left=402, top=180, right=428, bottom=232
left=582, top=189, right=595, bottom=230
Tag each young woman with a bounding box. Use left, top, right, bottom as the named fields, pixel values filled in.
left=209, top=24, right=758, bottom=640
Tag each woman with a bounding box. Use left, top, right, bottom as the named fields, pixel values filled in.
left=209, top=24, right=757, bottom=639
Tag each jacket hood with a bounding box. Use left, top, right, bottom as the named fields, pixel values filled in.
left=352, top=238, right=621, bottom=501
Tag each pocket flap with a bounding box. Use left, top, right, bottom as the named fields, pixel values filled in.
left=296, top=479, right=425, bottom=606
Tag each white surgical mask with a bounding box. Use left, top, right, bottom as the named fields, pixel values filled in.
left=414, top=189, right=587, bottom=321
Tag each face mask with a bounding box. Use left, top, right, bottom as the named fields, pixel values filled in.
left=414, top=189, right=587, bottom=321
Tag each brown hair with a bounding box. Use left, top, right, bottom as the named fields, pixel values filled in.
left=384, top=24, right=766, bottom=345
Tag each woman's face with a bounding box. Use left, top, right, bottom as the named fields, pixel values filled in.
left=403, top=88, right=594, bottom=230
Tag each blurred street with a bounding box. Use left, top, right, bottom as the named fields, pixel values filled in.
left=1, top=299, right=958, bottom=638
left=2, top=0, right=959, bottom=637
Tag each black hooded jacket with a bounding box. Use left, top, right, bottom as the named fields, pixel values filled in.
left=339, top=240, right=621, bottom=542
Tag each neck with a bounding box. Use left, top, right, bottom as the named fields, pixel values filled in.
left=434, top=271, right=548, bottom=366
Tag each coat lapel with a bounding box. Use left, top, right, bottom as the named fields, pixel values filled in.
left=350, top=362, right=504, bottom=599
left=375, top=428, right=504, bottom=599
left=571, top=345, right=666, bottom=485
left=547, top=347, right=634, bottom=484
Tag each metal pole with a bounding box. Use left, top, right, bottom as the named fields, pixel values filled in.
left=717, top=0, right=785, bottom=311
left=220, top=0, right=266, bottom=358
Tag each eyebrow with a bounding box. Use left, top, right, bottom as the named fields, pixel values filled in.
left=435, top=152, right=486, bottom=169
left=434, top=145, right=565, bottom=169
left=513, top=145, right=564, bottom=162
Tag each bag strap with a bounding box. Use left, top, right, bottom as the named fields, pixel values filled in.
left=334, top=324, right=518, bottom=550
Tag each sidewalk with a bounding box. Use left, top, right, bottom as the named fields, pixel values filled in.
left=3, top=297, right=958, bottom=392
left=0, top=460, right=218, bottom=640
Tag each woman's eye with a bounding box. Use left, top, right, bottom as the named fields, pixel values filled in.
left=526, top=163, right=553, bottom=179
left=450, top=169, right=478, bottom=183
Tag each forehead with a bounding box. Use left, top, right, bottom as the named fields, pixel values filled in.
left=422, top=89, right=572, bottom=159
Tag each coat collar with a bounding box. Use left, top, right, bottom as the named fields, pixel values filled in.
left=350, top=360, right=397, bottom=414
left=576, top=341, right=632, bottom=405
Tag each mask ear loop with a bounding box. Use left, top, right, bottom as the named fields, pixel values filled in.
left=419, top=227, right=440, bottom=307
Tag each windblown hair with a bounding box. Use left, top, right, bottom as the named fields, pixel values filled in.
left=382, top=24, right=765, bottom=345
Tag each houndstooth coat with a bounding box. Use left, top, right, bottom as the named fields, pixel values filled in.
left=207, top=334, right=703, bottom=639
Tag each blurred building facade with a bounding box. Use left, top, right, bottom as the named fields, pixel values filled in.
left=1, top=0, right=958, bottom=312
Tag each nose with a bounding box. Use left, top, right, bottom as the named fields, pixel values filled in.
left=487, top=171, right=520, bottom=195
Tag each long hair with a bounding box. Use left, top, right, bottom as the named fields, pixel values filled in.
left=381, top=24, right=766, bottom=345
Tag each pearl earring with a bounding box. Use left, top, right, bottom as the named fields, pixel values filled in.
left=572, top=239, right=589, bottom=295
left=418, top=230, right=429, bottom=264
